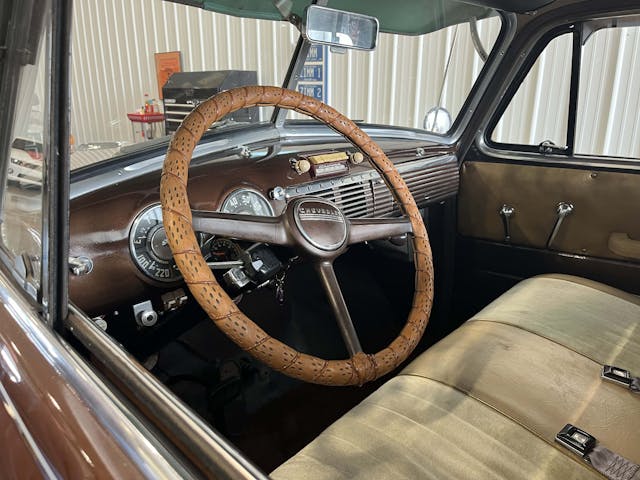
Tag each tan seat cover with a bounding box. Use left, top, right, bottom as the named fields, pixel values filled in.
left=272, top=375, right=601, bottom=480
left=470, top=274, right=640, bottom=370
left=272, top=275, right=640, bottom=479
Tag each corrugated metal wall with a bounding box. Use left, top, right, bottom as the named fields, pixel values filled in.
left=70, top=1, right=640, bottom=160
left=577, top=26, right=640, bottom=158
left=310, top=17, right=500, bottom=130
left=70, top=0, right=298, bottom=143
left=493, top=26, right=640, bottom=159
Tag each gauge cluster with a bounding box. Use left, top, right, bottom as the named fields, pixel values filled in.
left=130, top=204, right=182, bottom=283
left=130, top=188, right=275, bottom=284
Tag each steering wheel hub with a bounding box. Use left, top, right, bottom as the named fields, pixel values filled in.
left=292, top=198, right=347, bottom=252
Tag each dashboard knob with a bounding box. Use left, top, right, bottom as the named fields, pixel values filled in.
left=350, top=152, right=364, bottom=164
left=137, top=309, right=158, bottom=327
left=293, top=159, right=311, bottom=175
left=270, top=186, right=286, bottom=201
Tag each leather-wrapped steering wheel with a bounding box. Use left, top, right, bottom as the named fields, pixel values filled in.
left=160, top=86, right=433, bottom=386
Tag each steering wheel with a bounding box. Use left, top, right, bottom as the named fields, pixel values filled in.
left=160, top=86, right=433, bottom=386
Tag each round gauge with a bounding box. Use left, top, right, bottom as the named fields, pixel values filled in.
left=208, top=238, right=242, bottom=262
left=130, top=204, right=182, bottom=283
left=220, top=188, right=274, bottom=216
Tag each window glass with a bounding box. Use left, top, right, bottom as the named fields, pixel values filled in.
left=0, top=7, right=49, bottom=295
left=575, top=26, right=640, bottom=159
left=69, top=1, right=298, bottom=168
left=289, top=14, right=502, bottom=132
left=491, top=33, right=573, bottom=147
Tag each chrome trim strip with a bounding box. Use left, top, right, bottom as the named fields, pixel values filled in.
left=70, top=126, right=279, bottom=200
left=0, top=269, right=190, bottom=479
left=65, top=305, right=267, bottom=480
left=70, top=124, right=458, bottom=201
left=0, top=380, right=59, bottom=479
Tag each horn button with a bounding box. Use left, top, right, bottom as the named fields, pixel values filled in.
left=291, top=198, right=348, bottom=253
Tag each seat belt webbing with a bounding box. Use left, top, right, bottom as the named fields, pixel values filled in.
left=556, top=424, right=640, bottom=480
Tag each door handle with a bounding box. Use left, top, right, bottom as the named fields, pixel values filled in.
left=608, top=233, right=640, bottom=259
left=546, top=202, right=574, bottom=249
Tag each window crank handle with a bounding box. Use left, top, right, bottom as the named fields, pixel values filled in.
left=499, top=204, right=515, bottom=243
left=547, top=202, right=574, bottom=249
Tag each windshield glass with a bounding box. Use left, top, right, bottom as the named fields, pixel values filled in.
left=289, top=13, right=501, bottom=131
left=69, top=3, right=500, bottom=170
left=69, top=2, right=299, bottom=169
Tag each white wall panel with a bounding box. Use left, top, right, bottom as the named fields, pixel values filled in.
left=70, top=2, right=640, bottom=162
left=70, top=0, right=298, bottom=144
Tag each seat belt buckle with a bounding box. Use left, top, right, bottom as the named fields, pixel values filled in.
left=555, top=424, right=596, bottom=457
left=601, top=365, right=633, bottom=387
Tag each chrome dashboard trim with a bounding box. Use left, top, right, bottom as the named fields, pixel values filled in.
left=285, top=154, right=459, bottom=217
left=70, top=123, right=456, bottom=201
left=0, top=268, right=191, bottom=479
left=70, top=126, right=279, bottom=200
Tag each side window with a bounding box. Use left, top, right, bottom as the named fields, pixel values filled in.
left=491, top=33, right=573, bottom=148
left=0, top=7, right=49, bottom=297
left=576, top=26, right=640, bottom=159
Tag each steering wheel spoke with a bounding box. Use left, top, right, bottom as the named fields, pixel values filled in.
left=315, top=260, right=363, bottom=356
left=348, top=216, right=413, bottom=245
left=191, top=210, right=290, bottom=246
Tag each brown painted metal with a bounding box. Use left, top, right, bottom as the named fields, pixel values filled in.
left=0, top=289, right=146, bottom=478
left=0, top=397, right=41, bottom=477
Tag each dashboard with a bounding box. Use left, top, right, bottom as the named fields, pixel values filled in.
left=68, top=137, right=458, bottom=325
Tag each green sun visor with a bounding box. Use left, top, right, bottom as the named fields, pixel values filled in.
left=173, top=0, right=554, bottom=35
left=187, top=0, right=493, bottom=35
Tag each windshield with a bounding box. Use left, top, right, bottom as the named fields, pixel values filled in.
left=69, top=2, right=298, bottom=169
left=69, top=3, right=501, bottom=169
left=288, top=13, right=501, bottom=131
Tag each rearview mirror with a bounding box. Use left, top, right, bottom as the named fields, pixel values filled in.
left=423, top=107, right=452, bottom=134
left=304, top=5, right=378, bottom=51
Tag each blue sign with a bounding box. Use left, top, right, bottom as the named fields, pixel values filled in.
left=298, top=84, right=324, bottom=101
left=297, top=45, right=328, bottom=103
left=299, top=65, right=324, bottom=82
left=307, top=45, right=324, bottom=63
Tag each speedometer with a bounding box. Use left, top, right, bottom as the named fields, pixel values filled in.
left=220, top=188, right=274, bottom=216
left=130, top=204, right=182, bottom=283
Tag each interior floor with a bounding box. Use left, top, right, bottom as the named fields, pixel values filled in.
left=146, top=239, right=454, bottom=472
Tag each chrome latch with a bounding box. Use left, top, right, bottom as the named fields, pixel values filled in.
left=499, top=204, right=515, bottom=243
left=601, top=365, right=639, bottom=392
left=556, top=424, right=596, bottom=457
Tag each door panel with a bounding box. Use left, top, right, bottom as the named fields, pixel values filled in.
left=454, top=158, right=640, bottom=324
left=459, top=161, right=640, bottom=262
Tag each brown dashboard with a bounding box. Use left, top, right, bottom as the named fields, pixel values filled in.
left=69, top=140, right=457, bottom=316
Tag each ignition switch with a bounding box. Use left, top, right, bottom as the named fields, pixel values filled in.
left=245, top=245, right=283, bottom=283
